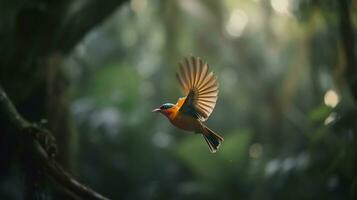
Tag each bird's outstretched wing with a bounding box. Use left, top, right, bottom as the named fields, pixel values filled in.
left=176, top=56, right=219, bottom=121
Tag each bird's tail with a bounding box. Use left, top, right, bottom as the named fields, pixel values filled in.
left=202, top=126, right=224, bottom=153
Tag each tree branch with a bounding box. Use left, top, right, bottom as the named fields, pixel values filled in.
left=0, top=85, right=30, bottom=128
left=0, top=85, right=110, bottom=200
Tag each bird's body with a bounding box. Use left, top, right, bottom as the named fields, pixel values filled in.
left=166, top=98, right=203, bottom=132
left=153, top=57, right=224, bottom=153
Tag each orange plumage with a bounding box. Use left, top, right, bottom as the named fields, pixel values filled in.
left=153, top=56, right=224, bottom=153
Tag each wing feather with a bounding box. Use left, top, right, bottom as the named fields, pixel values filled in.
left=198, top=95, right=217, bottom=99
left=179, top=62, right=190, bottom=93
left=198, top=99, right=216, bottom=104
left=176, top=73, right=187, bottom=92
left=196, top=63, right=209, bottom=88
left=185, top=58, right=193, bottom=89
left=197, top=106, right=210, bottom=114
left=199, top=101, right=215, bottom=108
left=193, top=57, right=202, bottom=87
left=199, top=90, right=218, bottom=96
left=198, top=73, right=216, bottom=90
left=176, top=57, right=219, bottom=121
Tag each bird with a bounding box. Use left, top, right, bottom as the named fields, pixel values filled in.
left=152, top=56, right=224, bottom=153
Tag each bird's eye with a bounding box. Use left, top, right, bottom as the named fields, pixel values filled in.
left=160, top=103, right=173, bottom=110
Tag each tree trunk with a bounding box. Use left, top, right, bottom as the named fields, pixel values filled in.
left=338, top=0, right=357, bottom=102
left=0, top=0, right=128, bottom=199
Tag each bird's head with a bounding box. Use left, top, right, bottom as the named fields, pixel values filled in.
left=152, top=103, right=175, bottom=117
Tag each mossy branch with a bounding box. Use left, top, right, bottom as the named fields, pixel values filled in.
left=0, top=85, right=110, bottom=200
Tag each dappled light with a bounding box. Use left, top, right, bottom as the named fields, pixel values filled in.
left=0, top=0, right=356, bottom=199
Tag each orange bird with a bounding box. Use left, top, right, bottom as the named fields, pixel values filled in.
left=153, top=56, right=224, bottom=153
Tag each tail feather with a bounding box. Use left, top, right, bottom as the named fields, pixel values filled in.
left=202, top=126, right=224, bottom=153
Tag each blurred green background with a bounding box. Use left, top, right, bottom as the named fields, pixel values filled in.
left=1, top=0, right=357, bottom=199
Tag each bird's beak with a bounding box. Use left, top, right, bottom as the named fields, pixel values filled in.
left=152, top=108, right=161, bottom=113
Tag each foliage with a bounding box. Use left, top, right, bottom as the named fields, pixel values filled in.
left=1, top=0, right=356, bottom=199
left=63, top=0, right=357, bottom=199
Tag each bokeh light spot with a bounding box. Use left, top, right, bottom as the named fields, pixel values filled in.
left=265, top=159, right=280, bottom=176
left=324, top=90, right=339, bottom=108
left=324, top=112, right=337, bottom=125
left=249, top=143, right=263, bottom=159
left=225, top=9, right=248, bottom=38
left=271, top=0, right=291, bottom=15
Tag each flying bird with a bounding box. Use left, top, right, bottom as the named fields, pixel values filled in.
left=153, top=56, right=224, bottom=153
